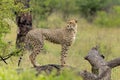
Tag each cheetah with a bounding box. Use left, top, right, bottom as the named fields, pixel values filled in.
left=21, top=19, right=77, bottom=67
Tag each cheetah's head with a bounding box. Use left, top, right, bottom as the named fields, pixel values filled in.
left=66, top=19, right=77, bottom=31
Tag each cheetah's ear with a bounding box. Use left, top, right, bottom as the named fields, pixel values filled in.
left=74, top=19, right=77, bottom=23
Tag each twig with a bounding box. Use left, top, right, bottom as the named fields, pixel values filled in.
left=0, top=49, right=22, bottom=62
left=0, top=56, right=7, bottom=64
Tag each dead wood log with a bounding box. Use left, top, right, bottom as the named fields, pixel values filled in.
left=85, top=47, right=111, bottom=80
left=107, top=58, right=120, bottom=68
left=79, top=70, right=97, bottom=80
left=34, top=64, right=77, bottom=76
left=35, top=64, right=62, bottom=76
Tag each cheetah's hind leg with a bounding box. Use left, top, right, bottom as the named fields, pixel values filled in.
left=29, top=43, right=43, bottom=67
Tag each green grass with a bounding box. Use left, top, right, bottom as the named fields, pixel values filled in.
left=0, top=66, right=83, bottom=80
left=1, top=14, right=120, bottom=80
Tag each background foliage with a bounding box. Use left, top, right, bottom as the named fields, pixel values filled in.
left=31, top=0, right=120, bottom=26
left=0, top=0, right=120, bottom=80
left=0, top=0, right=15, bottom=56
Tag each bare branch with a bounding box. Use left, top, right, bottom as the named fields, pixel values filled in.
left=0, top=49, right=22, bottom=62
left=0, top=56, right=7, bottom=64
left=107, top=58, right=120, bottom=68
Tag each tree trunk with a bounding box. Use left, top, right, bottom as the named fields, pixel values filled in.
left=14, top=0, right=32, bottom=48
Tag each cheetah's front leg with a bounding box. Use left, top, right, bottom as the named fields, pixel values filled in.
left=61, top=44, right=69, bottom=66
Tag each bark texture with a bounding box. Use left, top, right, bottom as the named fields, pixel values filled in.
left=15, top=0, right=32, bottom=48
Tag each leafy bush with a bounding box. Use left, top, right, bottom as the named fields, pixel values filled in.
left=0, top=0, right=30, bottom=56
left=76, top=0, right=110, bottom=21
left=94, top=6, right=120, bottom=27
left=31, top=0, right=78, bottom=22
left=94, top=11, right=109, bottom=26
left=58, top=0, right=78, bottom=20
left=31, top=0, right=59, bottom=20
left=0, top=0, right=15, bottom=55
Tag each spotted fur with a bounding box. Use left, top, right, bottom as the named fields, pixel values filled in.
left=25, top=19, right=77, bottom=67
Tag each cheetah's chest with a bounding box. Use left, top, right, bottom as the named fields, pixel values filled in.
left=71, top=34, right=76, bottom=44
left=65, top=32, right=76, bottom=45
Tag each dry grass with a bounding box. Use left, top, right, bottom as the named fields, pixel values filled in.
left=3, top=14, right=120, bottom=80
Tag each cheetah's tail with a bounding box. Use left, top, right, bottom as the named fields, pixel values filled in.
left=18, top=54, right=23, bottom=67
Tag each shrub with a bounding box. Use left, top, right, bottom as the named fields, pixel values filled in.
left=0, top=0, right=14, bottom=55
left=94, top=6, right=120, bottom=27
left=77, top=0, right=108, bottom=16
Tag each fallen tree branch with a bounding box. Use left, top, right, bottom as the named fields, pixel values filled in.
left=0, top=49, right=22, bottom=63
left=0, top=56, right=8, bottom=64
left=79, top=70, right=97, bottom=80
left=34, top=64, right=77, bottom=76
left=30, top=64, right=98, bottom=80
left=107, top=58, right=120, bottom=68
left=85, top=47, right=111, bottom=80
